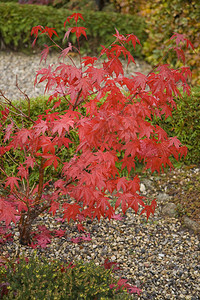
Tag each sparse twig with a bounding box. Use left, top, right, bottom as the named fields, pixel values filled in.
left=16, top=75, right=31, bottom=118
left=0, top=90, right=34, bottom=123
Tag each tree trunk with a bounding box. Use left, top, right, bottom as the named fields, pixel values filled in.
left=18, top=205, right=49, bottom=245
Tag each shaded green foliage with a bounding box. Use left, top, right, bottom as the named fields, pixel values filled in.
left=154, top=86, right=200, bottom=165
left=0, top=96, right=80, bottom=185
left=141, top=0, right=200, bottom=85
left=0, top=2, right=147, bottom=57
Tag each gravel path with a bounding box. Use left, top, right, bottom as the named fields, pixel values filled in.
left=0, top=50, right=152, bottom=101
left=0, top=51, right=200, bottom=299
left=1, top=171, right=199, bottom=300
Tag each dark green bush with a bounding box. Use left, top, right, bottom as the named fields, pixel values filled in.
left=0, top=2, right=147, bottom=57
left=0, top=0, right=18, bottom=2
left=0, top=255, right=132, bottom=299
left=155, top=86, right=200, bottom=165
left=0, top=96, right=79, bottom=185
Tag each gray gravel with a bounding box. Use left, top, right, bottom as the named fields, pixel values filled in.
left=0, top=51, right=199, bottom=299
left=1, top=172, right=200, bottom=300
left=0, top=50, right=152, bottom=101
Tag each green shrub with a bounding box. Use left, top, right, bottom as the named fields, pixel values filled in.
left=0, top=0, right=18, bottom=2
left=141, top=0, right=200, bottom=85
left=0, top=255, right=132, bottom=299
left=52, top=0, right=96, bottom=10
left=0, top=2, right=147, bottom=57
left=154, top=86, right=200, bottom=165
left=0, top=96, right=79, bottom=185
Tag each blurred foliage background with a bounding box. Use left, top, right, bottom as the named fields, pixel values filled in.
left=140, top=0, right=200, bottom=85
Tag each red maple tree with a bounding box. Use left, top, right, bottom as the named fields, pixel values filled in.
left=0, top=13, right=193, bottom=246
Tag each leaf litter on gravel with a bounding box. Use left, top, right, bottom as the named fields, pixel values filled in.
left=151, top=165, right=200, bottom=225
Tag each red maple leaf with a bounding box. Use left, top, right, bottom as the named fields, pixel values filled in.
left=37, top=136, right=55, bottom=154
left=172, top=47, right=185, bottom=63
left=71, top=237, right=81, bottom=243
left=111, top=213, right=123, bottom=220
left=42, top=154, right=60, bottom=170
left=63, top=28, right=73, bottom=42
left=82, top=56, right=98, bottom=66
left=103, top=57, right=123, bottom=76
left=59, top=43, right=73, bottom=57
left=80, top=233, right=91, bottom=241
left=126, top=33, right=141, bottom=49
left=17, top=165, right=28, bottom=180
left=104, top=258, right=120, bottom=271
left=54, top=229, right=66, bottom=237
left=31, top=25, right=42, bottom=37
left=5, top=177, right=20, bottom=192
left=169, top=136, right=182, bottom=149
left=63, top=203, right=81, bottom=222
left=140, top=199, right=157, bottom=220
left=33, top=119, right=48, bottom=136
left=52, top=115, right=75, bottom=136
left=4, top=121, right=14, bottom=142
left=12, top=128, right=31, bottom=148
left=132, top=72, right=148, bottom=90
left=71, top=27, right=87, bottom=39
left=0, top=198, right=17, bottom=226
left=41, top=26, right=59, bottom=38
left=40, top=44, right=50, bottom=63
left=49, top=201, right=60, bottom=216
left=76, top=223, right=85, bottom=232
left=24, top=156, right=35, bottom=169
left=113, top=28, right=127, bottom=42
left=170, top=33, right=194, bottom=50
left=64, top=13, right=84, bottom=26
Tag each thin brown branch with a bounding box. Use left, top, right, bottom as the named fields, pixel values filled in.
left=73, top=88, right=82, bottom=110
left=15, top=75, right=31, bottom=118
left=0, top=90, right=34, bottom=123
left=33, top=157, right=45, bottom=206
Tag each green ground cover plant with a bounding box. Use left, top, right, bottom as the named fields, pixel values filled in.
left=0, top=254, right=134, bottom=299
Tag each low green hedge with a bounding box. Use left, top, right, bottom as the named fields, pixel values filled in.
left=0, top=2, right=147, bottom=57
left=155, top=86, right=200, bottom=165
left=0, top=96, right=79, bottom=185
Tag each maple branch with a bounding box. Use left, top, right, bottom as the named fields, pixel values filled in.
left=0, top=176, right=30, bottom=209
left=8, top=116, right=20, bottom=130
left=0, top=90, right=34, bottom=123
left=73, top=88, right=82, bottom=110
left=33, top=157, right=45, bottom=206
left=5, top=152, right=19, bottom=167
left=119, top=90, right=140, bottom=114
left=16, top=75, right=31, bottom=118
left=58, top=86, right=73, bottom=108
left=64, top=47, right=80, bottom=68
left=146, top=50, right=170, bottom=77
left=47, top=34, right=63, bottom=52
left=62, top=93, right=73, bottom=107
left=30, top=182, right=36, bottom=196
left=40, top=33, right=78, bottom=68
left=0, top=166, right=8, bottom=177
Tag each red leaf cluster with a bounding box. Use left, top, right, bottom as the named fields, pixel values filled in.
left=0, top=14, right=194, bottom=249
